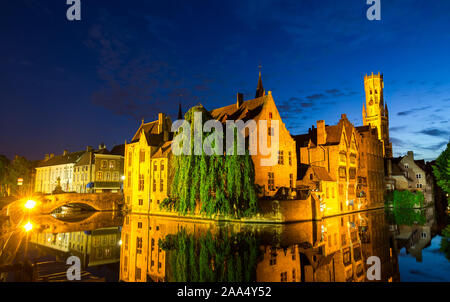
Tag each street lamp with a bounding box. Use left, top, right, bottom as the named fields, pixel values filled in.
left=24, top=199, right=36, bottom=210
left=24, top=221, right=33, bottom=232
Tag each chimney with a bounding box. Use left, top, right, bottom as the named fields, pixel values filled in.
left=407, top=151, right=414, bottom=160
left=387, top=159, right=392, bottom=177
left=44, top=154, right=49, bottom=161
left=341, top=113, right=347, bottom=120
left=317, top=120, right=326, bottom=145
left=158, top=113, right=165, bottom=134
left=63, top=150, right=68, bottom=156
left=86, top=146, right=93, bottom=152
left=49, top=153, right=54, bottom=159
left=236, top=93, right=243, bottom=108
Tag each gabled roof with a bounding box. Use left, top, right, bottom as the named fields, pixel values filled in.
left=110, top=144, right=125, bottom=156
left=37, top=151, right=85, bottom=168
left=210, top=96, right=266, bottom=123
left=297, top=164, right=333, bottom=181
left=414, top=159, right=426, bottom=171
left=293, top=124, right=342, bottom=147
left=131, top=121, right=159, bottom=143
left=311, top=166, right=334, bottom=181
left=152, top=141, right=172, bottom=158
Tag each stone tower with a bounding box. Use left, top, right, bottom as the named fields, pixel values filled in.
left=362, top=72, right=393, bottom=158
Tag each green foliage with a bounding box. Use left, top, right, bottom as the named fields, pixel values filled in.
left=159, top=228, right=261, bottom=282
left=386, top=208, right=426, bottom=226
left=432, top=141, right=450, bottom=196
left=160, top=105, right=258, bottom=218
left=385, top=190, right=425, bottom=208
left=440, top=225, right=450, bottom=261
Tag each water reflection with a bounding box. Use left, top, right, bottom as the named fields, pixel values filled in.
left=0, top=206, right=448, bottom=282
left=0, top=212, right=122, bottom=281
left=119, top=210, right=401, bottom=282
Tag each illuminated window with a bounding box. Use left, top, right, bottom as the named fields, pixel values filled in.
left=97, top=172, right=103, bottom=181
left=109, top=160, right=115, bottom=169
left=128, top=152, right=132, bottom=166
left=268, top=172, right=275, bottom=191
left=138, top=174, right=144, bottom=191
left=101, top=160, right=107, bottom=169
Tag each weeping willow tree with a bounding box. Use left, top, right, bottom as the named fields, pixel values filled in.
left=159, top=228, right=261, bottom=282
left=161, top=105, right=258, bottom=218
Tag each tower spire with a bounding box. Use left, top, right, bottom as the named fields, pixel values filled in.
left=255, top=65, right=265, bottom=98
left=178, top=102, right=183, bottom=120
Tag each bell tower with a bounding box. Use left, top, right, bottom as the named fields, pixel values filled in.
left=363, top=72, right=392, bottom=158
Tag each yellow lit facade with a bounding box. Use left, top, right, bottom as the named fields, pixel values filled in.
left=124, top=113, right=172, bottom=213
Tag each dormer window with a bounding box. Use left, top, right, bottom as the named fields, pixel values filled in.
left=375, top=90, right=378, bottom=94
left=269, top=112, right=273, bottom=119
left=370, top=90, right=372, bottom=95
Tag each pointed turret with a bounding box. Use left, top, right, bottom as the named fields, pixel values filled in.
left=255, top=71, right=265, bottom=98
left=178, top=103, right=183, bottom=120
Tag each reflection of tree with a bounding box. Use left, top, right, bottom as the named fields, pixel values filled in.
left=440, top=225, right=450, bottom=261
left=386, top=208, right=426, bottom=226
left=159, top=229, right=260, bottom=282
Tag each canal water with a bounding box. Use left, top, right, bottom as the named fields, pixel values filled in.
left=0, top=206, right=448, bottom=282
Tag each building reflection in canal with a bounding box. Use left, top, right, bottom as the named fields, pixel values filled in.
left=1, top=205, right=446, bottom=282
left=119, top=210, right=400, bottom=282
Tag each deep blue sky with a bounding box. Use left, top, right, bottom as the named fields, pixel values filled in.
left=1, top=0, right=449, bottom=161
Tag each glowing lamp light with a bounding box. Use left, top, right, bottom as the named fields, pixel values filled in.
left=121, top=176, right=126, bottom=181
left=24, top=199, right=36, bottom=209
left=24, top=222, right=33, bottom=232
left=118, top=240, right=123, bottom=246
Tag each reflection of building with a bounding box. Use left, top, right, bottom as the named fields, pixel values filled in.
left=73, top=144, right=124, bottom=193
left=358, top=211, right=399, bottom=281
left=69, top=227, right=121, bottom=267
left=393, top=207, right=435, bottom=263
left=30, top=227, right=121, bottom=268
left=209, top=73, right=297, bottom=197
left=119, top=211, right=399, bottom=282
left=124, top=114, right=172, bottom=214
left=120, top=214, right=214, bottom=282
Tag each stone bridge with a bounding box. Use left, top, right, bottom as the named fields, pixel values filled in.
left=19, top=193, right=124, bottom=214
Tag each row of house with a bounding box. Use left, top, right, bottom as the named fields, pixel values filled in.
left=123, top=72, right=395, bottom=216
left=34, top=144, right=125, bottom=194
left=385, top=151, right=434, bottom=204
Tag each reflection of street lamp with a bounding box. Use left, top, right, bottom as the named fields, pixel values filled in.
left=24, top=221, right=33, bottom=232
left=24, top=199, right=36, bottom=210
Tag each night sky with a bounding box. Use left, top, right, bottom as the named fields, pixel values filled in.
left=1, top=0, right=449, bottom=161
